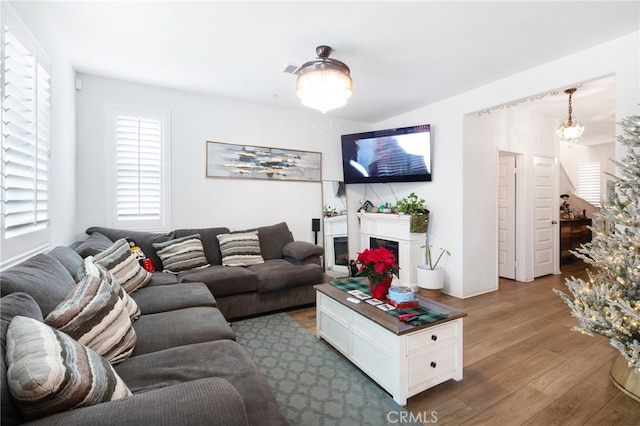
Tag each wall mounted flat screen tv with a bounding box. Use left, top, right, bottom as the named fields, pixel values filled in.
left=341, top=124, right=432, bottom=184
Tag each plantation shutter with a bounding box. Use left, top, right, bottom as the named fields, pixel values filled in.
left=578, top=162, right=601, bottom=207
left=111, top=107, right=168, bottom=231
left=1, top=4, right=51, bottom=265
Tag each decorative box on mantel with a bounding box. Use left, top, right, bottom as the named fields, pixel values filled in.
left=358, top=212, right=426, bottom=288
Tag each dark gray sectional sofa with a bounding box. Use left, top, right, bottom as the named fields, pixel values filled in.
left=0, top=221, right=324, bottom=425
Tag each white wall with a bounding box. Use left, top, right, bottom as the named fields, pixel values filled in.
left=356, top=31, right=639, bottom=298
left=75, top=74, right=367, bottom=243
left=11, top=3, right=77, bottom=249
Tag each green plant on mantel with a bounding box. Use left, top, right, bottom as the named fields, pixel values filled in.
left=395, top=192, right=430, bottom=233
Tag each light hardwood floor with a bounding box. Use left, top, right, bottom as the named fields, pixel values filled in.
left=287, top=263, right=640, bottom=425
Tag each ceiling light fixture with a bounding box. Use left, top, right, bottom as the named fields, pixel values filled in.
left=557, top=87, right=585, bottom=143
left=296, top=45, right=352, bottom=114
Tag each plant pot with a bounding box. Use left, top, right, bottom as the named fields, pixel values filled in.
left=368, top=276, right=393, bottom=300
left=610, top=353, right=640, bottom=402
left=410, top=213, right=429, bottom=233
left=417, top=266, right=443, bottom=297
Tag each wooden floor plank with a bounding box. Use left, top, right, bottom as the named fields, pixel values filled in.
left=523, top=361, right=625, bottom=425
left=456, top=349, right=566, bottom=412
left=459, top=385, right=554, bottom=426
left=529, top=340, right=617, bottom=398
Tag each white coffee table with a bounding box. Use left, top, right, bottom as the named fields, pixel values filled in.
left=315, top=283, right=466, bottom=406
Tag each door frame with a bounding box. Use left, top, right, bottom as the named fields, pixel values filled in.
left=497, top=152, right=517, bottom=279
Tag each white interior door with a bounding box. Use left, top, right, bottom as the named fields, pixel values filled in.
left=498, top=155, right=516, bottom=279
left=533, top=156, right=555, bottom=277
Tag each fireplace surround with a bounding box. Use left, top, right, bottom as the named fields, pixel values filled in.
left=358, top=212, right=426, bottom=288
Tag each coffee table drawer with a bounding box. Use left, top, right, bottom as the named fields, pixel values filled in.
left=406, top=321, right=458, bottom=355
left=407, top=343, right=457, bottom=390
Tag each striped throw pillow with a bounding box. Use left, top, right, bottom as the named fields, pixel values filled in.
left=217, top=231, right=265, bottom=266
left=6, top=316, right=132, bottom=421
left=80, top=257, right=141, bottom=321
left=44, top=258, right=137, bottom=364
left=94, top=238, right=151, bottom=293
left=152, top=234, right=210, bottom=274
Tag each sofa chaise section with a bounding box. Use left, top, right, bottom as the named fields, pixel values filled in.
left=1, top=242, right=289, bottom=425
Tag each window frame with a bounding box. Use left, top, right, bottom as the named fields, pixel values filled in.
left=107, top=104, right=171, bottom=231
left=577, top=161, right=602, bottom=207
left=0, top=3, right=51, bottom=269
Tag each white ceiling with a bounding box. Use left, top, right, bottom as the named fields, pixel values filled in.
left=12, top=1, right=639, bottom=142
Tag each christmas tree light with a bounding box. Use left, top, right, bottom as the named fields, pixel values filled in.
left=554, top=115, right=640, bottom=371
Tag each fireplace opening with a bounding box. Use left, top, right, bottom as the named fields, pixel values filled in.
left=333, top=237, right=349, bottom=266
left=370, top=237, right=400, bottom=276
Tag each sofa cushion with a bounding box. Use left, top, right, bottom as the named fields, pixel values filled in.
left=47, top=246, right=84, bottom=278
left=1, top=293, right=43, bottom=426
left=86, top=227, right=175, bottom=271
left=94, top=239, right=151, bottom=293
left=0, top=254, right=77, bottom=317
left=144, top=271, right=180, bottom=287
left=174, top=227, right=230, bottom=266
left=74, top=232, right=114, bottom=258
left=114, top=340, right=288, bottom=426
left=255, top=222, right=294, bottom=260
left=152, top=234, right=210, bottom=273
left=178, top=265, right=258, bottom=297
left=217, top=231, right=264, bottom=266
left=5, top=316, right=132, bottom=421
left=131, top=283, right=217, bottom=315
left=131, top=307, right=235, bottom=356
left=44, top=258, right=137, bottom=364
left=249, top=259, right=325, bottom=293
left=282, top=240, right=324, bottom=262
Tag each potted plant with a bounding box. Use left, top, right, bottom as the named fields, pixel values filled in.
left=417, top=245, right=451, bottom=297
left=354, top=247, right=400, bottom=300
left=394, top=192, right=430, bottom=233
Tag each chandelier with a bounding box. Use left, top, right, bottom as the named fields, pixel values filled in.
left=296, top=45, right=352, bottom=114
left=556, top=87, right=585, bottom=143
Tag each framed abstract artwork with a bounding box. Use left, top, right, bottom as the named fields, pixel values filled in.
left=206, top=141, right=322, bottom=182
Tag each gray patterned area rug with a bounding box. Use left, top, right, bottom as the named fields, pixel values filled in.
left=232, top=312, right=421, bottom=426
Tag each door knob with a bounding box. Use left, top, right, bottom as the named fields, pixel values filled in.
left=551, top=220, right=558, bottom=224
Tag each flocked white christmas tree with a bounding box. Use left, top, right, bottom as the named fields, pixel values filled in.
left=554, top=115, right=640, bottom=371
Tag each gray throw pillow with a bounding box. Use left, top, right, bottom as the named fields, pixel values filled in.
left=94, top=239, right=151, bottom=293
left=152, top=234, right=210, bottom=273
left=217, top=231, right=265, bottom=266
left=6, top=316, right=132, bottom=421
left=44, top=258, right=137, bottom=364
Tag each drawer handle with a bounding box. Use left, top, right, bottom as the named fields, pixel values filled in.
left=431, top=334, right=438, bottom=341
left=430, top=361, right=437, bottom=368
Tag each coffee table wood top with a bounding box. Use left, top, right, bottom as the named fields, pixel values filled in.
left=315, top=283, right=467, bottom=336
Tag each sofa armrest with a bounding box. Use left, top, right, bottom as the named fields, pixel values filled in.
left=24, top=378, right=248, bottom=426
left=282, top=241, right=324, bottom=265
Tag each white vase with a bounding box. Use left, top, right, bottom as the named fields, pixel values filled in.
left=417, top=265, right=443, bottom=297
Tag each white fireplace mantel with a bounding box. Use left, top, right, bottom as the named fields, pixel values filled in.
left=324, top=215, right=348, bottom=274
left=358, top=213, right=426, bottom=288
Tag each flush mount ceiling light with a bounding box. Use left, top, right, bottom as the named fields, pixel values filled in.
left=296, top=45, right=352, bottom=114
left=557, top=87, right=585, bottom=143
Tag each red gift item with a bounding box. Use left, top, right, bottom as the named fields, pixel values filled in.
left=142, top=258, right=155, bottom=272
left=386, top=298, right=420, bottom=309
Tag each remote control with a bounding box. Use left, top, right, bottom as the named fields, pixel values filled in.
left=346, top=297, right=361, bottom=304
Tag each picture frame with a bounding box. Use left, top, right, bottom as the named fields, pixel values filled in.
left=206, top=141, right=322, bottom=182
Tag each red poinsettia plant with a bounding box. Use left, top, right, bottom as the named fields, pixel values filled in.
left=355, top=247, right=400, bottom=286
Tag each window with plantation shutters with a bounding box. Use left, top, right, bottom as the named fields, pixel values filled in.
left=1, top=4, right=51, bottom=267
left=109, top=106, right=169, bottom=230
left=578, top=162, right=601, bottom=207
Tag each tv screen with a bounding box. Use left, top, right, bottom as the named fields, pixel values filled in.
left=341, top=124, right=432, bottom=184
